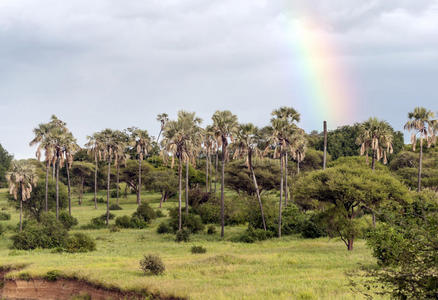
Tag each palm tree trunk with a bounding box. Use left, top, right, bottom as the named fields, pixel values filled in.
left=94, top=153, right=98, bottom=209
left=116, top=164, right=120, bottom=205
left=137, top=158, right=142, bottom=205
left=106, top=157, right=111, bottom=225
left=209, top=154, right=213, bottom=192
left=215, top=151, right=218, bottom=194
left=284, top=152, right=288, bottom=206
left=160, top=192, right=164, bottom=208
left=19, top=198, right=23, bottom=232
left=371, top=149, right=376, bottom=171
left=206, top=151, right=209, bottom=193
left=278, top=153, right=284, bottom=238
left=249, top=154, right=266, bottom=231
left=220, top=146, right=226, bottom=238
left=185, top=159, right=189, bottom=215
left=178, top=158, right=182, bottom=231
left=56, top=159, right=59, bottom=220
left=45, top=161, right=49, bottom=212
left=418, top=137, right=423, bottom=192
left=66, top=162, right=72, bottom=216
left=323, top=120, right=327, bottom=170
left=52, top=164, right=55, bottom=179
left=297, top=159, right=300, bottom=175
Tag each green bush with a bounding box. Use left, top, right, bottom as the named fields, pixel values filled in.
left=58, top=211, right=78, bottom=230
left=175, top=229, right=190, bottom=242
left=82, top=216, right=106, bottom=229
left=11, top=213, right=68, bottom=250
left=157, top=222, right=171, bottom=234
left=109, top=204, right=123, bottom=211
left=0, top=212, right=11, bottom=221
left=191, top=245, right=207, bottom=254
left=110, top=190, right=118, bottom=198
left=155, top=209, right=165, bottom=218
left=0, top=223, right=4, bottom=236
left=196, top=203, right=220, bottom=224
left=169, top=208, right=204, bottom=233
left=115, top=215, right=147, bottom=229
left=64, top=233, right=96, bottom=253
left=133, top=203, right=156, bottom=223
left=44, top=270, right=62, bottom=281
left=109, top=225, right=120, bottom=233
left=237, top=227, right=274, bottom=243
left=300, top=215, right=327, bottom=239
left=207, top=225, right=216, bottom=235
left=139, top=254, right=165, bottom=275
left=129, top=216, right=147, bottom=229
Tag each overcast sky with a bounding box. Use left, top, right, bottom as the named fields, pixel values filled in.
left=1, top=0, right=437, bottom=159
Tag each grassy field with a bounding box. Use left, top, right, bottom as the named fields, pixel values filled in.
left=0, top=188, right=382, bottom=300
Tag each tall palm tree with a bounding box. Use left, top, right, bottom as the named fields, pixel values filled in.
left=357, top=118, right=394, bottom=170
left=232, top=123, right=267, bottom=231
left=98, top=129, right=125, bottom=225
left=61, top=132, right=79, bottom=216
left=6, top=161, right=38, bottom=231
left=212, top=110, right=238, bottom=238
left=156, top=113, right=169, bottom=143
left=203, top=125, right=216, bottom=193
left=290, top=129, right=307, bottom=175
left=85, top=133, right=103, bottom=209
left=30, top=122, right=55, bottom=213
left=404, top=107, right=436, bottom=192
left=128, top=127, right=152, bottom=205
left=114, top=131, right=129, bottom=205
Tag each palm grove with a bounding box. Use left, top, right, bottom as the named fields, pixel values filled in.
left=3, top=106, right=438, bottom=299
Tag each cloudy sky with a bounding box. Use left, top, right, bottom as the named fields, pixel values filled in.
left=1, top=0, right=437, bottom=159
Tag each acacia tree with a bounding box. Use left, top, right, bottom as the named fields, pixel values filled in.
left=232, top=123, right=266, bottom=231
left=212, top=110, right=238, bottom=238
left=6, top=161, right=38, bottom=231
left=128, top=128, right=151, bottom=205
left=71, top=161, right=95, bottom=205
left=404, top=107, right=436, bottom=192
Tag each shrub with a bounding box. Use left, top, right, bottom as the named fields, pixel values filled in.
left=99, top=212, right=115, bottom=220
left=0, top=212, right=11, bottom=221
left=207, top=225, right=216, bottom=235
left=157, top=222, right=171, bottom=234
left=191, top=245, right=207, bottom=254
left=110, top=190, right=118, bottom=198
left=237, top=227, right=274, bottom=243
left=44, top=270, right=62, bottom=281
left=175, top=229, right=190, bottom=242
left=95, top=197, right=105, bottom=204
left=155, top=209, right=164, bottom=218
left=300, top=215, right=327, bottom=239
left=82, top=217, right=106, bottom=229
left=129, top=216, right=147, bottom=229
left=0, top=223, right=4, bottom=236
left=169, top=208, right=205, bottom=233
left=139, top=254, right=165, bottom=275
left=115, top=215, right=131, bottom=228
left=59, top=211, right=78, bottom=230
left=109, top=225, right=120, bottom=233
left=188, top=188, right=211, bottom=208
left=11, top=213, right=68, bottom=250
left=64, top=233, right=96, bottom=253
left=196, top=203, right=220, bottom=224
left=109, top=204, right=123, bottom=211
left=133, top=203, right=156, bottom=223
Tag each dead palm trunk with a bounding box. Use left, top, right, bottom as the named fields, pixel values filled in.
left=220, top=144, right=226, bottom=238
left=45, top=161, right=49, bottom=212
left=66, top=161, right=72, bottom=216
left=106, top=156, right=111, bottom=225
left=278, top=152, right=284, bottom=238
left=284, top=152, right=288, bottom=206
left=418, top=137, right=423, bottom=192
left=55, top=159, right=59, bottom=220
left=249, top=153, right=266, bottom=231
left=137, top=157, right=142, bottom=205
left=185, top=159, right=189, bottom=215
left=94, top=152, right=98, bottom=209
left=178, top=157, right=182, bottom=230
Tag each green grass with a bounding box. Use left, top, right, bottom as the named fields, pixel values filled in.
left=0, top=188, right=382, bottom=299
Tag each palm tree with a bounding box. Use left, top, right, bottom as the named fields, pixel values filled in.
left=212, top=110, right=238, bottom=238
left=404, top=107, right=436, bottom=192
left=156, top=113, right=169, bottom=143
left=114, top=131, right=129, bottom=205
left=290, top=129, right=307, bottom=175
left=29, top=122, right=55, bottom=213
left=128, top=127, right=152, bottom=205
left=232, top=123, right=267, bottom=231
left=98, top=129, right=125, bottom=225
left=357, top=118, right=394, bottom=170
left=85, top=133, right=103, bottom=209
left=203, top=125, right=216, bottom=193
left=6, top=161, right=38, bottom=231
left=61, top=132, right=78, bottom=216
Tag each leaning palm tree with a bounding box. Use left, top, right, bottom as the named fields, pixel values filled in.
left=85, top=133, right=103, bottom=209
left=232, top=123, right=267, bottom=231
left=156, top=113, right=169, bottom=143
left=212, top=110, right=238, bottom=238
left=404, top=107, right=436, bottom=192
left=128, top=127, right=152, bottom=205
left=98, top=129, right=125, bottom=225
left=6, top=161, right=38, bottom=231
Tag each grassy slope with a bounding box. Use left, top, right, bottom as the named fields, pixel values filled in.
left=0, top=188, right=382, bottom=300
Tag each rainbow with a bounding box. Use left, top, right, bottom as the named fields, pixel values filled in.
left=285, top=15, right=357, bottom=128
